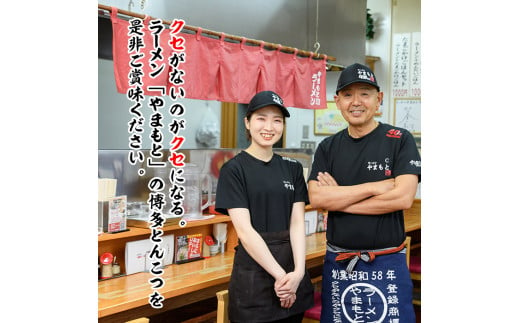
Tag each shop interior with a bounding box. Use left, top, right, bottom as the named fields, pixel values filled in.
left=97, top=1, right=421, bottom=322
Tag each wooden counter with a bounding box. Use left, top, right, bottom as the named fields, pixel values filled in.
left=99, top=200, right=420, bottom=322
left=403, top=198, right=421, bottom=232
left=98, top=232, right=328, bottom=322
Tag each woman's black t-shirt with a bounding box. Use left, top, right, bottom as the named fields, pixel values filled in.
left=215, top=151, right=308, bottom=233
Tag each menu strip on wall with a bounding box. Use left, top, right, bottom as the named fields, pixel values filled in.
left=391, top=32, right=421, bottom=98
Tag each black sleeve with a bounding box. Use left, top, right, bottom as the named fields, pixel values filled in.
left=214, top=160, right=249, bottom=215
left=293, top=162, right=309, bottom=205
left=393, top=130, right=421, bottom=182
left=308, top=140, right=329, bottom=182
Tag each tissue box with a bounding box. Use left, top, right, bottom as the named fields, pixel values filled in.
left=304, top=209, right=318, bottom=235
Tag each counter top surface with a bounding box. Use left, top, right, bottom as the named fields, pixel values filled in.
left=99, top=200, right=421, bottom=319
left=99, top=232, right=327, bottom=318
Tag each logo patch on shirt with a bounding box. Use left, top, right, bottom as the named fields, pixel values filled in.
left=283, top=180, right=294, bottom=191
left=409, top=160, right=421, bottom=167
left=282, top=156, right=297, bottom=163
left=368, top=157, right=392, bottom=176
left=386, top=129, right=402, bottom=138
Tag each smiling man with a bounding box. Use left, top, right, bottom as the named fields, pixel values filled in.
left=308, top=63, right=421, bottom=323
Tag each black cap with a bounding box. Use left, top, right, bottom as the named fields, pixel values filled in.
left=336, top=63, right=380, bottom=94
left=247, top=91, right=290, bottom=117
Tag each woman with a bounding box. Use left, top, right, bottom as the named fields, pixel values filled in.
left=215, top=90, right=314, bottom=323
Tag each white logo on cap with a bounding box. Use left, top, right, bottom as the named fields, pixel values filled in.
left=272, top=93, right=283, bottom=105
left=357, top=68, right=375, bottom=82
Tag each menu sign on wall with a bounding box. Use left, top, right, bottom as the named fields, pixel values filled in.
left=391, top=32, right=421, bottom=98
left=410, top=32, right=421, bottom=97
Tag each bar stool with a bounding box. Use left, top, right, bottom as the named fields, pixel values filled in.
left=409, top=255, right=421, bottom=306
left=216, top=290, right=229, bottom=323
left=125, top=318, right=149, bottom=323
left=405, top=234, right=421, bottom=306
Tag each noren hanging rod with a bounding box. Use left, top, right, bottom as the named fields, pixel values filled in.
left=98, top=4, right=336, bottom=62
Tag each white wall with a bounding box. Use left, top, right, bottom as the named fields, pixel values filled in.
left=366, top=0, right=393, bottom=124
left=366, top=0, right=421, bottom=126
left=366, top=0, right=421, bottom=198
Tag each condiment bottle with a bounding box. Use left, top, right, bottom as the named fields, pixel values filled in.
left=112, top=256, right=121, bottom=275
left=100, top=252, right=114, bottom=279
left=101, top=263, right=113, bottom=279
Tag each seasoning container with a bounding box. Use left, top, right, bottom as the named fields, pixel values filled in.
left=100, top=252, right=114, bottom=279
left=203, top=235, right=215, bottom=258
left=112, top=256, right=121, bottom=276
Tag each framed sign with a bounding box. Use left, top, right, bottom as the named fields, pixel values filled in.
left=314, top=101, right=347, bottom=135
left=394, top=98, right=421, bottom=135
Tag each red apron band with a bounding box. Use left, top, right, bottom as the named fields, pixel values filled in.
left=334, top=241, right=407, bottom=273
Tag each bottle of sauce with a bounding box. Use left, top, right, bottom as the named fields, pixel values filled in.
left=112, top=256, right=121, bottom=276
left=100, top=252, right=114, bottom=279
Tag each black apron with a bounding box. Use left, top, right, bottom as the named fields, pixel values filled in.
left=228, top=230, right=314, bottom=323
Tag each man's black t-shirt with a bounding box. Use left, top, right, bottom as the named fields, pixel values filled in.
left=308, top=123, right=421, bottom=249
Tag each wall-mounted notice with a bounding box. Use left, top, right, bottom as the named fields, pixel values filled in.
left=391, top=32, right=421, bottom=98
left=410, top=32, right=421, bottom=97
left=394, top=98, right=421, bottom=134
left=391, top=33, right=411, bottom=97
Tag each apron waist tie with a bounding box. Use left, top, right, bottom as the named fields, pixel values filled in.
left=334, top=241, right=407, bottom=274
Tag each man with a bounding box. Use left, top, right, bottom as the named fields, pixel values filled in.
left=308, top=63, right=421, bottom=322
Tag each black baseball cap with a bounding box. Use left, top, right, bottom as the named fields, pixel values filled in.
left=247, top=90, right=290, bottom=117
left=336, top=63, right=380, bottom=94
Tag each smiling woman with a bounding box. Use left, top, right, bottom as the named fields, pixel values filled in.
left=246, top=108, right=284, bottom=144
left=215, top=90, right=315, bottom=322
left=243, top=91, right=290, bottom=151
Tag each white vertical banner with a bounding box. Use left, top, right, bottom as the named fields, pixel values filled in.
left=410, top=32, right=421, bottom=97
left=391, top=33, right=411, bottom=97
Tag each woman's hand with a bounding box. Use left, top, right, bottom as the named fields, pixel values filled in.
left=279, top=293, right=296, bottom=308
left=275, top=271, right=303, bottom=297
left=275, top=271, right=303, bottom=308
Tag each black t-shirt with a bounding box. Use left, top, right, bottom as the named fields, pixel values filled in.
left=308, top=122, right=421, bottom=249
left=215, top=151, right=309, bottom=233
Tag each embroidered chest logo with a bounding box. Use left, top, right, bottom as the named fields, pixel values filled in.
left=367, top=157, right=392, bottom=176
left=283, top=180, right=295, bottom=191
left=386, top=129, right=402, bottom=138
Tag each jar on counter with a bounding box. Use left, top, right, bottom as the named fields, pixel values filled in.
left=100, top=252, right=114, bottom=279
left=112, top=256, right=121, bottom=275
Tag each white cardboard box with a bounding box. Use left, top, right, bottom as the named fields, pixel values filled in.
left=304, top=210, right=318, bottom=235
left=125, top=234, right=174, bottom=275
